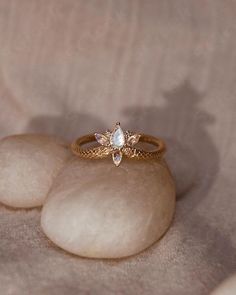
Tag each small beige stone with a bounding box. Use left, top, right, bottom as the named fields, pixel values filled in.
left=41, top=157, right=176, bottom=259
left=0, top=134, right=71, bottom=208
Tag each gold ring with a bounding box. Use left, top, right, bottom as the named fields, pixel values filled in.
left=71, top=122, right=166, bottom=166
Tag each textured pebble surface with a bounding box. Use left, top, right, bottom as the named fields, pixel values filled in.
left=41, top=157, right=176, bottom=258
left=0, top=134, right=71, bottom=208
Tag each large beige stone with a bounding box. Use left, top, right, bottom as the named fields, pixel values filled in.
left=0, top=134, right=71, bottom=208
left=41, top=157, right=176, bottom=258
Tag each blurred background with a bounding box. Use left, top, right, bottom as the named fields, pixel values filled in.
left=0, top=1, right=236, bottom=294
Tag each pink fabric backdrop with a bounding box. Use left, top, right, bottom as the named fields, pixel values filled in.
left=0, top=0, right=236, bottom=294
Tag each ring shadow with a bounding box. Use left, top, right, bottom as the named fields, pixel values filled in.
left=123, top=80, right=236, bottom=289
left=123, top=80, right=217, bottom=202
left=26, top=112, right=106, bottom=142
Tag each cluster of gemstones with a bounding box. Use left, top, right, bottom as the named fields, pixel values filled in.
left=95, top=122, right=140, bottom=166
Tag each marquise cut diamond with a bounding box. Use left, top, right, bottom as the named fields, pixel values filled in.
left=112, top=151, right=122, bottom=166
left=95, top=133, right=109, bottom=146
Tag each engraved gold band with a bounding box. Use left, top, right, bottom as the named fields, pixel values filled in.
left=71, top=123, right=166, bottom=166
left=71, top=133, right=165, bottom=159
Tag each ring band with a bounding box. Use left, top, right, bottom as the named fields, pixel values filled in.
left=71, top=122, right=166, bottom=166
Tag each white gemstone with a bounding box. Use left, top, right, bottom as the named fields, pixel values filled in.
left=112, top=151, right=122, bottom=166
left=127, top=134, right=141, bottom=146
left=111, top=126, right=125, bottom=148
left=95, top=133, right=109, bottom=146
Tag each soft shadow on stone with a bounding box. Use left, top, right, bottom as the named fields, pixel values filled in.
left=26, top=112, right=105, bottom=142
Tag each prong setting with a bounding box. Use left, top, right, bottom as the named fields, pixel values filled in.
left=95, top=123, right=140, bottom=166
